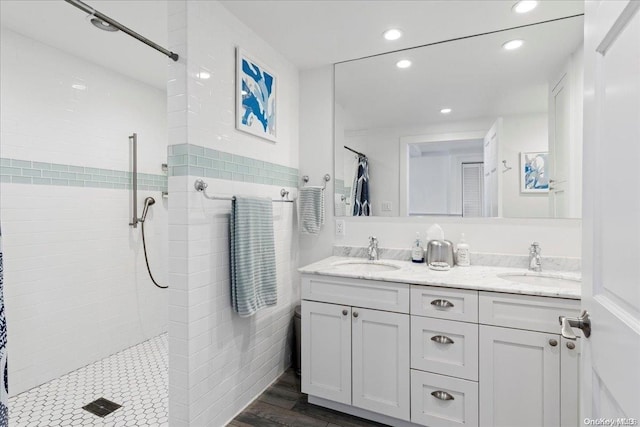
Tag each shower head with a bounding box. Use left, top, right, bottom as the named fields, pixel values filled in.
left=140, top=197, right=155, bottom=223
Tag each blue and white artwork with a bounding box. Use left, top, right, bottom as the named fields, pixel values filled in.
left=236, top=48, right=277, bottom=142
left=520, top=152, right=549, bottom=193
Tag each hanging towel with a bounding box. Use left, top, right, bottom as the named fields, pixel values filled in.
left=0, top=227, right=7, bottom=426
left=230, top=197, right=277, bottom=317
left=352, top=156, right=371, bottom=216
left=299, top=186, right=325, bottom=234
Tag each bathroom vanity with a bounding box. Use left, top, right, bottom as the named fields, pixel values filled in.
left=299, top=257, right=582, bottom=427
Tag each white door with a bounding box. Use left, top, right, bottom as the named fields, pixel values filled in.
left=351, top=307, right=410, bottom=421
left=479, top=325, right=560, bottom=427
left=580, top=0, right=640, bottom=421
left=549, top=73, right=570, bottom=218
left=482, top=118, right=501, bottom=217
left=301, top=301, right=351, bottom=404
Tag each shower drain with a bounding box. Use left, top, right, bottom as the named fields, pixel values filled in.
left=82, top=397, right=122, bottom=417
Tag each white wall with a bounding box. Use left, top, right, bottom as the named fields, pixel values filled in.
left=0, top=28, right=168, bottom=395
left=500, top=113, right=550, bottom=218
left=299, top=69, right=582, bottom=265
left=167, top=2, right=300, bottom=425
left=299, top=66, right=336, bottom=268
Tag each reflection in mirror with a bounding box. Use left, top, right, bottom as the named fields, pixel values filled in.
left=334, top=14, right=584, bottom=219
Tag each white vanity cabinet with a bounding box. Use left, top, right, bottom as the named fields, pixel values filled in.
left=301, top=275, right=411, bottom=421
left=478, top=292, right=581, bottom=427
left=301, top=273, right=581, bottom=427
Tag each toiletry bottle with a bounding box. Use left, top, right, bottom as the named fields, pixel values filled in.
left=456, top=233, right=470, bottom=266
left=411, top=232, right=425, bottom=263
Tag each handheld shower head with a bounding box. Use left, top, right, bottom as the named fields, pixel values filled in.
left=140, top=197, right=156, bottom=222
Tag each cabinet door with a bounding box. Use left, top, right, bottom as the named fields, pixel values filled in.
left=560, top=337, right=581, bottom=427
left=479, top=325, right=560, bottom=427
left=301, top=301, right=351, bottom=404
left=352, top=307, right=410, bottom=421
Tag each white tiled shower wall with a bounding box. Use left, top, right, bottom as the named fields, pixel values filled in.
left=167, top=2, right=300, bottom=425
left=0, top=29, right=168, bottom=395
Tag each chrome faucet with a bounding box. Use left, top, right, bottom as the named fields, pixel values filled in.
left=368, top=236, right=379, bottom=261
left=529, top=242, right=542, bottom=271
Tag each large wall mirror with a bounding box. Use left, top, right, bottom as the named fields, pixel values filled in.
left=334, top=15, right=584, bottom=219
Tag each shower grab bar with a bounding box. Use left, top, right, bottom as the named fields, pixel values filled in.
left=129, top=133, right=138, bottom=228
left=194, top=179, right=294, bottom=203
left=64, top=0, right=179, bottom=62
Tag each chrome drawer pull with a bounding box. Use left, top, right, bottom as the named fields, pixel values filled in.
left=431, top=299, right=454, bottom=309
left=431, top=390, right=455, bottom=401
left=431, top=335, right=455, bottom=344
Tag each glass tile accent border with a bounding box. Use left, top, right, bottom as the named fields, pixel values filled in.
left=0, top=158, right=167, bottom=192
left=167, top=144, right=299, bottom=187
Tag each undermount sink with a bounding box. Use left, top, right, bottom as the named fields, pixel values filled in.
left=323, top=260, right=402, bottom=273
left=498, top=273, right=580, bottom=289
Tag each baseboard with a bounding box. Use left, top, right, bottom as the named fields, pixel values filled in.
left=308, top=395, right=421, bottom=427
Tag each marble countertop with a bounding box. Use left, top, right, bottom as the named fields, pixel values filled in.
left=298, top=256, right=581, bottom=300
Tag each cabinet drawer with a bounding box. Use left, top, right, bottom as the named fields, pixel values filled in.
left=411, top=286, right=478, bottom=322
left=478, top=292, right=580, bottom=334
left=411, top=370, right=479, bottom=427
left=302, top=275, right=409, bottom=313
left=411, top=317, right=478, bottom=381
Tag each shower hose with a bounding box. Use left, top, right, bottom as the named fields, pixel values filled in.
left=141, top=221, right=168, bottom=289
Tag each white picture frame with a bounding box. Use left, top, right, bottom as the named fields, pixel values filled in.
left=520, top=152, right=549, bottom=193
left=235, top=48, right=277, bottom=142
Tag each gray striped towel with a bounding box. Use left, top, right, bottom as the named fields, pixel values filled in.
left=299, top=187, right=325, bottom=234
left=230, top=196, right=277, bottom=317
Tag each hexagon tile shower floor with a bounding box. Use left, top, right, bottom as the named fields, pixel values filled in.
left=8, top=333, right=168, bottom=426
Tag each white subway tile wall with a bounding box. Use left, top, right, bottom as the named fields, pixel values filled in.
left=167, top=2, right=300, bottom=425
left=0, top=29, right=168, bottom=395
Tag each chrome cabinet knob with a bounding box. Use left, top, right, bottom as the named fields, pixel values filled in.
left=353, top=311, right=359, bottom=318
left=566, top=341, right=576, bottom=350
left=549, top=339, right=558, bottom=347
left=342, top=309, right=348, bottom=316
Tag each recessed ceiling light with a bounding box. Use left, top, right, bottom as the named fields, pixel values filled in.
left=503, top=39, right=524, bottom=50
left=383, top=28, right=403, bottom=41
left=512, top=1, right=538, bottom=14
left=440, top=108, right=452, bottom=114
left=71, top=83, right=87, bottom=90
left=197, top=71, right=211, bottom=79
left=396, top=59, right=412, bottom=69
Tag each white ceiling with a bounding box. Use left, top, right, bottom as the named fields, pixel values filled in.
left=0, top=1, right=584, bottom=92
left=335, top=15, right=584, bottom=130
left=219, top=0, right=584, bottom=70
left=0, top=0, right=169, bottom=89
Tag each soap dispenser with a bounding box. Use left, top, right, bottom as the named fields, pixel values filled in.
left=456, top=233, right=470, bottom=267
left=411, top=232, right=425, bottom=263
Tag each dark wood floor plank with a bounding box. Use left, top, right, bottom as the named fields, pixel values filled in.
left=243, top=400, right=329, bottom=427
left=234, top=411, right=287, bottom=427
left=258, top=384, right=301, bottom=410
left=292, top=396, right=388, bottom=427
left=229, top=369, right=389, bottom=427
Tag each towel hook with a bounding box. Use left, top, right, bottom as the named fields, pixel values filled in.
left=502, top=160, right=513, bottom=173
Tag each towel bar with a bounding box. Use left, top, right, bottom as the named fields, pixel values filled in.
left=193, top=179, right=294, bottom=203
left=302, top=173, right=330, bottom=190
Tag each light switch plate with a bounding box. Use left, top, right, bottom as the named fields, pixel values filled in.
left=336, top=220, right=345, bottom=236
left=381, top=201, right=392, bottom=212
